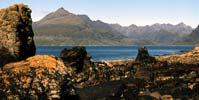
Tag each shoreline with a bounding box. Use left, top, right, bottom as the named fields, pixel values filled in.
left=36, top=45, right=196, bottom=47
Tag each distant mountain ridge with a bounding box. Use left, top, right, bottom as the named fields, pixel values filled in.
left=110, top=23, right=192, bottom=37
left=110, top=23, right=193, bottom=45
left=33, top=7, right=194, bottom=46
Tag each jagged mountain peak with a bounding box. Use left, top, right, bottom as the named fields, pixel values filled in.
left=57, top=7, right=65, bottom=11
left=54, top=7, right=71, bottom=15
left=176, top=22, right=186, bottom=26
left=129, top=24, right=138, bottom=27
left=36, top=7, right=83, bottom=25
left=47, top=7, right=73, bottom=19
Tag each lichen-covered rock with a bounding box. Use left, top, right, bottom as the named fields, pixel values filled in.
left=0, top=4, right=36, bottom=67
left=0, top=55, right=79, bottom=99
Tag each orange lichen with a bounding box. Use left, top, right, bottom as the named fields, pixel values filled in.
left=28, top=55, right=65, bottom=69
left=0, top=55, right=76, bottom=99
left=4, top=55, right=68, bottom=74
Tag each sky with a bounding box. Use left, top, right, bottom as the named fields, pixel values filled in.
left=0, top=0, right=198, bottom=28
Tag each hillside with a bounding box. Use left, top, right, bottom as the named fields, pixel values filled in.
left=33, top=8, right=135, bottom=46
left=189, top=25, right=199, bottom=43
left=176, top=25, right=199, bottom=45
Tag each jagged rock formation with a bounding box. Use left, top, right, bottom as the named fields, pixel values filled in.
left=0, top=55, right=79, bottom=99
left=0, top=4, right=35, bottom=67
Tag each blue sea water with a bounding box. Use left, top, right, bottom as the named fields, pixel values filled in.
left=36, top=46, right=195, bottom=61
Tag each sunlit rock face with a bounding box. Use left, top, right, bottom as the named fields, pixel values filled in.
left=0, top=55, right=79, bottom=99
left=0, top=4, right=36, bottom=67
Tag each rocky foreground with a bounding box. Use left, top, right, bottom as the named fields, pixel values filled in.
left=1, top=4, right=199, bottom=100
left=75, top=46, right=199, bottom=100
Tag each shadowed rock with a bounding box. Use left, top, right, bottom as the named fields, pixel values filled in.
left=0, top=47, right=16, bottom=67
left=60, top=46, right=92, bottom=72
left=0, top=4, right=35, bottom=67
left=78, top=79, right=139, bottom=100
left=135, top=47, right=156, bottom=63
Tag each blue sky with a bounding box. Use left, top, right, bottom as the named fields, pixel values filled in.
left=0, top=0, right=198, bottom=28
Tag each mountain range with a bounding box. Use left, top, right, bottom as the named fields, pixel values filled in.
left=110, top=23, right=193, bottom=45
left=33, top=7, right=196, bottom=46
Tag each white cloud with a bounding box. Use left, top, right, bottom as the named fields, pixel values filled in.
left=32, top=16, right=42, bottom=22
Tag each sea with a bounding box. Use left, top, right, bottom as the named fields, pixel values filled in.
left=36, top=46, right=195, bottom=61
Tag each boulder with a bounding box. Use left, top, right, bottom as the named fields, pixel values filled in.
left=0, top=55, right=79, bottom=99
left=135, top=47, right=156, bottom=63
left=60, top=46, right=92, bottom=72
left=149, top=91, right=161, bottom=99
left=0, top=4, right=36, bottom=67
left=160, top=94, right=173, bottom=100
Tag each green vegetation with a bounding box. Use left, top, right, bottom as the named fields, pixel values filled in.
left=33, top=23, right=134, bottom=46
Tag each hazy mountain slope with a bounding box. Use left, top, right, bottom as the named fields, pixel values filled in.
left=110, top=23, right=193, bottom=37
left=141, top=29, right=179, bottom=45
left=176, top=25, right=199, bottom=45
left=33, top=8, right=135, bottom=46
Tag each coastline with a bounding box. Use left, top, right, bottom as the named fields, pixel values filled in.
left=0, top=4, right=199, bottom=100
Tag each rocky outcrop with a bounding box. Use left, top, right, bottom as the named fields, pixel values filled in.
left=60, top=46, right=93, bottom=72
left=0, top=55, right=79, bottom=99
left=0, top=4, right=36, bottom=67
left=135, top=47, right=156, bottom=63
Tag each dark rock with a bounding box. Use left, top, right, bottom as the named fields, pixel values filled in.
left=60, top=46, right=92, bottom=72
left=0, top=4, right=36, bottom=67
left=139, top=95, right=158, bottom=100
left=78, top=79, right=139, bottom=100
left=135, top=47, right=156, bottom=63
left=191, top=83, right=199, bottom=98
left=0, top=55, right=79, bottom=99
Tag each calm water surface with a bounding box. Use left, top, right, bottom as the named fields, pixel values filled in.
left=36, top=46, right=195, bottom=61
